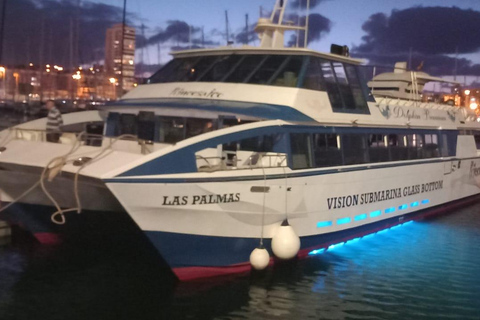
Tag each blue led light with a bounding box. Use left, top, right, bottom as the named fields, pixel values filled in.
left=398, top=204, right=408, bottom=210
left=317, top=221, right=332, bottom=228
left=385, top=207, right=395, bottom=214
left=411, top=201, right=419, bottom=207
left=370, top=210, right=381, bottom=218
left=308, top=248, right=325, bottom=255
left=307, top=221, right=415, bottom=256
left=337, top=217, right=351, bottom=225
left=354, top=213, right=367, bottom=221
left=421, top=199, right=430, bottom=204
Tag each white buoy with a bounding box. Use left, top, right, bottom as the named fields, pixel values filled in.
left=250, top=246, right=270, bottom=270
left=271, top=219, right=300, bottom=260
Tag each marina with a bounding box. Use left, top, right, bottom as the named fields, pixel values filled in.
left=1, top=0, right=480, bottom=318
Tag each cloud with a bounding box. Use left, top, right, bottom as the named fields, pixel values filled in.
left=234, top=23, right=258, bottom=45
left=353, top=6, right=480, bottom=75
left=2, top=0, right=127, bottom=66
left=287, top=13, right=331, bottom=46
left=356, top=7, right=480, bottom=55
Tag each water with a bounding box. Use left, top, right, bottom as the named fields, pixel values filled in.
left=0, top=203, right=480, bottom=320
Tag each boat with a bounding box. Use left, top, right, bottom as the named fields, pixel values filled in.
left=1, top=0, right=480, bottom=280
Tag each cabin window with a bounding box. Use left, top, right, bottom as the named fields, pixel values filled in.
left=345, top=65, right=369, bottom=110
left=224, top=55, right=267, bottom=83
left=159, top=117, right=185, bottom=143
left=200, top=55, right=243, bottom=82
left=302, top=57, right=326, bottom=91
left=342, top=134, right=367, bottom=165
left=321, top=62, right=343, bottom=109
left=247, top=55, right=287, bottom=84
left=290, top=133, right=313, bottom=169
left=424, top=134, right=439, bottom=158
left=119, top=114, right=137, bottom=135
left=268, top=55, right=304, bottom=87
left=313, top=133, right=341, bottom=167
left=186, top=118, right=215, bottom=138
left=368, top=134, right=389, bottom=163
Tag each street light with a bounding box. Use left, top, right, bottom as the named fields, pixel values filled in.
left=0, top=66, right=5, bottom=100
left=109, top=77, right=117, bottom=100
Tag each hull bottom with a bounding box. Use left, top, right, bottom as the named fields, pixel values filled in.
left=151, top=194, right=480, bottom=281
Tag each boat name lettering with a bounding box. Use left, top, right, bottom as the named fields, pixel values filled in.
left=162, top=193, right=240, bottom=206
left=382, top=106, right=448, bottom=122
left=326, top=180, right=443, bottom=210
left=170, top=87, right=223, bottom=98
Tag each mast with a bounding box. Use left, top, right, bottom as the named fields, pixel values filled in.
left=119, top=0, right=127, bottom=96
left=225, top=10, right=229, bottom=44
left=0, top=0, right=7, bottom=64
left=245, top=14, right=249, bottom=45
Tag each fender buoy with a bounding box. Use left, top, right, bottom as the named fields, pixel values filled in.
left=250, top=246, right=270, bottom=270
left=271, top=219, right=300, bottom=260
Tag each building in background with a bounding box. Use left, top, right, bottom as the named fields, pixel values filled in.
left=105, top=23, right=136, bottom=96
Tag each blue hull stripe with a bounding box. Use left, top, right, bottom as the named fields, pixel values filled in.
left=104, top=98, right=315, bottom=122
left=103, top=156, right=473, bottom=184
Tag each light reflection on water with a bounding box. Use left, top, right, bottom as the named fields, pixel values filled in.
left=0, top=203, right=480, bottom=319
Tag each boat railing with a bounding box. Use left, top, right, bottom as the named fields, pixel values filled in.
left=6, top=128, right=157, bottom=153
left=196, top=152, right=288, bottom=172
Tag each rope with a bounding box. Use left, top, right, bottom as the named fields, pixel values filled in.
left=282, top=166, right=289, bottom=221
left=0, top=132, right=138, bottom=225
left=259, top=164, right=267, bottom=247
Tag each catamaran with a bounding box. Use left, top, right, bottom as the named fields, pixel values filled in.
left=1, top=0, right=480, bottom=280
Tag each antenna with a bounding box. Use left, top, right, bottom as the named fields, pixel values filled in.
left=245, top=14, right=249, bottom=45
left=225, top=10, right=229, bottom=44
left=304, top=0, right=310, bottom=47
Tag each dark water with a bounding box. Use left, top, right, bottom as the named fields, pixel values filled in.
left=1, top=203, right=480, bottom=320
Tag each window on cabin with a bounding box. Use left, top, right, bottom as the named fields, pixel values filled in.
left=158, top=117, right=185, bottom=143
left=345, top=65, right=370, bottom=110
left=186, top=118, right=215, bottom=138
left=303, top=57, right=326, bottom=91
left=247, top=55, right=289, bottom=85
left=182, top=56, right=219, bottom=81
left=424, top=134, right=439, bottom=158
left=268, top=55, right=305, bottom=87
left=407, top=134, right=424, bottom=159
left=321, top=61, right=343, bottom=109
left=313, top=133, right=341, bottom=167
left=200, top=55, right=243, bottom=82
left=342, top=134, right=367, bottom=165
left=290, top=133, right=313, bottom=169
left=119, top=114, right=137, bottom=136
left=224, top=55, right=267, bottom=83
left=390, top=134, right=408, bottom=160
left=368, top=134, right=389, bottom=163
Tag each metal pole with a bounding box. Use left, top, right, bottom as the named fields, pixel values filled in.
left=0, top=0, right=7, bottom=64
left=304, top=0, right=310, bottom=48
left=119, top=0, right=127, bottom=96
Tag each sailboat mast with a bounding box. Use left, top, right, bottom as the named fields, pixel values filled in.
left=0, top=0, right=7, bottom=64
left=119, top=0, right=127, bottom=96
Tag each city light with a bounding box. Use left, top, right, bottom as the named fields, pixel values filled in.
left=109, top=77, right=117, bottom=84
left=465, top=89, right=471, bottom=95
left=470, top=102, right=478, bottom=110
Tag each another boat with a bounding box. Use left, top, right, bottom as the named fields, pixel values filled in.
left=1, top=0, right=480, bottom=280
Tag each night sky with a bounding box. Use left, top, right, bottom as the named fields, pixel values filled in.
left=2, top=0, right=480, bottom=78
